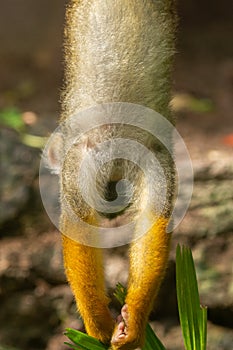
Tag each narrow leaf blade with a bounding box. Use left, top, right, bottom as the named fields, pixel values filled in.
left=64, top=328, right=108, bottom=350
left=176, top=245, right=207, bottom=350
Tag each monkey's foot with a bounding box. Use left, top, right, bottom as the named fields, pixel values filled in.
left=111, top=304, right=143, bottom=350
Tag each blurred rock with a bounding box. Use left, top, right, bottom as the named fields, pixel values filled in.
left=0, top=232, right=76, bottom=350
left=176, top=155, right=233, bottom=239
left=0, top=232, right=66, bottom=296
left=193, top=236, right=233, bottom=326
left=0, top=127, right=39, bottom=226
left=0, top=291, right=59, bottom=349
left=30, top=232, right=66, bottom=284
left=46, top=334, right=68, bottom=350
left=193, top=154, right=233, bottom=181
left=105, top=252, right=129, bottom=290
left=207, top=323, right=233, bottom=350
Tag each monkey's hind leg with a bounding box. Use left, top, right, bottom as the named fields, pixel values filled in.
left=61, top=214, right=114, bottom=344
left=111, top=215, right=171, bottom=350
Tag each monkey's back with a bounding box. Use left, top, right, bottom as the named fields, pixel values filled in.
left=59, top=0, right=176, bottom=226
left=62, top=0, right=176, bottom=121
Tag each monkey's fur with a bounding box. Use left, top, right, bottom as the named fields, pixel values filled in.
left=58, top=1, right=177, bottom=349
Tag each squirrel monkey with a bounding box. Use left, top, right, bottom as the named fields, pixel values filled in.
left=57, top=1, right=176, bottom=349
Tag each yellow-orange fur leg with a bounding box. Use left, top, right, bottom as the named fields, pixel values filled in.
left=61, top=214, right=114, bottom=344
left=111, top=215, right=171, bottom=349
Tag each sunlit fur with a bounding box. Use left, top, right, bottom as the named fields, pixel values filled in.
left=59, top=1, right=177, bottom=349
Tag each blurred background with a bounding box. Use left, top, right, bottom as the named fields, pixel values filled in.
left=0, top=0, right=232, bottom=349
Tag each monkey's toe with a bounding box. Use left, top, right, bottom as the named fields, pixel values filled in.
left=111, top=304, right=142, bottom=350
left=121, top=304, right=129, bottom=323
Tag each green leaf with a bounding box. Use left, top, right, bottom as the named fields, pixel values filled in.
left=142, top=324, right=166, bottom=350
left=176, top=245, right=207, bottom=350
left=21, top=133, right=47, bottom=148
left=189, top=97, right=214, bottom=113
left=0, top=108, right=24, bottom=131
left=171, top=93, right=214, bottom=113
left=64, top=328, right=108, bottom=350
left=114, top=282, right=127, bottom=305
